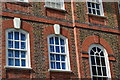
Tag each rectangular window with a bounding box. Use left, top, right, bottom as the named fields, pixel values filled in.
left=118, top=1, right=120, bottom=13
left=45, top=0, right=65, bottom=10
left=87, top=0, right=104, bottom=16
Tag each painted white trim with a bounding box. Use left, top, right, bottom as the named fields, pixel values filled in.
left=47, top=34, right=71, bottom=71
left=5, top=29, right=31, bottom=68
left=88, top=44, right=111, bottom=79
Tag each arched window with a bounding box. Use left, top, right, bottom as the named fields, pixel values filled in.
left=6, top=29, right=30, bottom=68
left=89, top=44, right=111, bottom=80
left=48, top=34, right=70, bottom=71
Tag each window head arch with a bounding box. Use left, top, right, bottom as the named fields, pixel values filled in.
left=6, top=29, right=30, bottom=68
left=48, top=34, right=70, bottom=71
left=89, top=44, right=111, bottom=80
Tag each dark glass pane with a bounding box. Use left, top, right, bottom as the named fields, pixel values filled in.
left=56, top=62, right=61, bottom=69
left=51, top=62, right=55, bottom=69
left=102, top=67, right=107, bottom=76
left=90, top=50, right=94, bottom=55
left=61, top=55, right=65, bottom=61
left=8, top=58, right=14, bottom=66
left=8, top=50, right=13, bottom=57
left=100, top=51, right=104, bottom=56
left=96, top=56, right=100, bottom=65
left=15, top=51, right=19, bottom=58
left=60, top=38, right=64, bottom=45
left=103, top=77, right=107, bottom=80
left=97, top=47, right=101, bottom=52
left=49, top=37, right=54, bottom=44
left=21, top=33, right=26, bottom=41
left=61, top=46, right=65, bottom=53
left=56, top=54, right=60, bottom=61
left=93, top=9, right=96, bottom=14
left=15, top=59, right=20, bottom=66
left=91, top=56, right=95, bottom=65
left=101, top=57, right=106, bottom=66
left=98, top=77, right=102, bottom=80
left=97, top=10, right=100, bottom=15
left=93, top=77, right=97, bottom=80
left=56, top=46, right=60, bottom=53
left=92, top=66, right=97, bottom=75
left=87, top=2, right=91, bottom=7
left=62, top=63, right=66, bottom=69
left=15, top=32, right=19, bottom=40
left=21, top=51, right=26, bottom=58
left=97, top=67, right=102, bottom=75
left=8, top=41, right=13, bottom=48
left=96, top=4, right=100, bottom=9
left=50, top=54, right=55, bottom=60
left=88, top=8, right=92, bottom=13
left=21, top=59, right=26, bottom=66
left=50, top=45, right=54, bottom=52
left=92, top=3, right=95, bottom=8
left=21, top=42, right=26, bottom=49
left=92, top=47, right=96, bottom=52
left=55, top=37, right=59, bottom=45
left=15, top=41, right=19, bottom=49
left=8, top=32, right=13, bottom=39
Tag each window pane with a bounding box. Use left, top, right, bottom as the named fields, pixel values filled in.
left=50, top=54, right=55, bottom=60
left=93, top=77, right=97, bottom=80
left=102, top=67, right=107, bottom=76
left=15, top=32, right=19, bottom=40
left=8, top=32, right=13, bottom=39
left=56, top=54, right=60, bottom=61
left=61, top=55, right=65, bottom=61
left=56, top=46, right=60, bottom=53
left=91, top=56, right=95, bottom=65
left=87, top=2, right=91, bottom=7
left=92, top=66, right=97, bottom=75
left=96, top=4, right=99, bottom=9
left=92, top=47, right=96, bottom=52
left=97, top=10, right=100, bottom=15
left=21, top=33, right=26, bottom=41
left=21, top=51, right=26, bottom=58
left=15, top=41, right=19, bottom=49
left=100, top=51, right=104, bottom=56
left=61, top=46, right=65, bottom=53
left=21, top=59, right=26, bottom=66
left=8, top=41, right=13, bottom=48
left=98, top=77, right=102, bottom=80
left=60, top=38, right=64, bottom=45
left=51, top=62, right=55, bottom=69
left=56, top=62, right=61, bottom=69
left=96, top=56, right=100, bottom=65
left=50, top=45, right=54, bottom=52
left=21, top=42, right=26, bottom=49
left=15, top=51, right=20, bottom=58
left=8, top=58, right=14, bottom=66
left=8, top=50, right=13, bottom=57
left=88, top=8, right=92, bottom=13
left=55, top=37, right=59, bottom=45
left=15, top=59, right=20, bottom=66
left=97, top=67, right=102, bottom=75
left=101, top=57, right=106, bottom=66
left=90, top=50, right=94, bottom=55
left=62, top=63, right=66, bottom=69
left=92, top=3, right=95, bottom=8
left=93, top=9, right=96, bottom=14
left=97, top=47, right=101, bottom=52
left=49, top=37, right=54, bottom=44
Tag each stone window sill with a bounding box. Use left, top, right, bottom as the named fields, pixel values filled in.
left=48, top=69, right=72, bottom=72
left=4, top=66, right=32, bottom=70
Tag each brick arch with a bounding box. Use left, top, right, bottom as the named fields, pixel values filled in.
left=82, top=35, right=113, bottom=55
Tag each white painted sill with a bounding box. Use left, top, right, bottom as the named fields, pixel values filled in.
left=4, top=66, right=32, bottom=70
left=48, top=69, right=72, bottom=72
left=44, top=5, right=66, bottom=12
left=87, top=13, right=107, bottom=18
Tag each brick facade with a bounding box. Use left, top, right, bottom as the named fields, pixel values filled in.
left=0, top=1, right=120, bottom=80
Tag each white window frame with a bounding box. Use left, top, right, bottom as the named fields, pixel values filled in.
left=14, top=0, right=28, bottom=3
left=45, top=0, right=65, bottom=10
left=118, top=1, right=120, bottom=13
left=48, top=34, right=70, bottom=71
left=86, top=0, right=104, bottom=16
left=5, top=29, right=31, bottom=69
left=88, top=44, right=111, bottom=80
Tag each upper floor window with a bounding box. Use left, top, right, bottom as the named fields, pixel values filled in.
left=87, top=0, right=104, bottom=16
left=48, top=34, right=70, bottom=71
left=45, top=0, right=65, bottom=10
left=89, top=44, right=111, bottom=80
left=6, top=29, right=30, bottom=68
